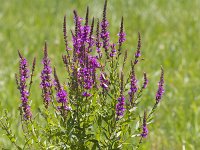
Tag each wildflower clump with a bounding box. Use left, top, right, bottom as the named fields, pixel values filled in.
left=1, top=1, right=165, bottom=149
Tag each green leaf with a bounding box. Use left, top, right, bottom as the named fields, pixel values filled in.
left=129, top=107, right=137, bottom=112
left=116, top=131, right=121, bottom=138
left=131, top=134, right=141, bottom=137
left=135, top=121, right=140, bottom=130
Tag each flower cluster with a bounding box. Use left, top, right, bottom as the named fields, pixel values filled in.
left=129, top=69, right=138, bottom=103
left=116, top=95, right=125, bottom=119
left=54, top=68, right=69, bottom=112
left=141, top=111, right=148, bottom=138
left=17, top=51, right=32, bottom=120
left=116, top=73, right=125, bottom=119
left=81, top=56, right=100, bottom=95
left=110, top=43, right=116, bottom=57
left=13, top=1, right=165, bottom=149
left=40, top=42, right=52, bottom=108
left=156, top=67, right=164, bottom=103
left=118, top=17, right=126, bottom=51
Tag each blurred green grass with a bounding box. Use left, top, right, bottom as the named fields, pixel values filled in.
left=0, top=0, right=200, bottom=149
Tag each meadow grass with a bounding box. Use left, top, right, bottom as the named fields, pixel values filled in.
left=0, top=0, right=200, bottom=149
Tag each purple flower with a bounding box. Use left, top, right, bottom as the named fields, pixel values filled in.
left=116, top=72, right=125, bottom=120
left=100, top=20, right=110, bottom=50
left=156, top=67, right=164, bottom=103
left=56, top=89, right=67, bottom=103
left=77, top=55, right=100, bottom=91
left=142, top=72, right=148, bottom=89
left=82, top=91, right=91, bottom=97
left=110, top=43, right=116, bottom=57
left=116, top=95, right=125, bottom=119
left=73, top=10, right=84, bottom=56
left=74, top=10, right=83, bottom=39
left=18, top=51, right=32, bottom=120
left=82, top=67, right=93, bottom=90
left=82, top=25, right=90, bottom=44
left=54, top=68, right=69, bottom=114
left=40, top=42, right=52, bottom=108
left=118, top=17, right=126, bottom=46
left=141, top=111, right=148, bottom=138
left=135, top=51, right=141, bottom=58
left=88, top=55, right=100, bottom=68
left=118, top=32, right=126, bottom=44
left=82, top=7, right=90, bottom=43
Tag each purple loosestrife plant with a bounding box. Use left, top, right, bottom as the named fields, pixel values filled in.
left=1, top=1, right=166, bottom=149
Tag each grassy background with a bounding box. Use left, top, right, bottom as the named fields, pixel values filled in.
left=0, top=0, right=200, bottom=149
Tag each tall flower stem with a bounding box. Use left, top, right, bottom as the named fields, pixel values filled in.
left=28, top=57, right=36, bottom=93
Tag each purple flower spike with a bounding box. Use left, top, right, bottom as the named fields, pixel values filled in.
left=96, top=19, right=102, bottom=58
left=141, top=111, right=148, bottom=138
left=129, top=69, right=138, bottom=103
left=88, top=18, right=95, bottom=49
left=73, top=10, right=84, bottom=55
left=110, top=43, right=116, bottom=57
left=63, top=15, right=71, bottom=52
left=82, top=91, right=91, bottom=97
left=82, top=7, right=91, bottom=44
left=77, top=55, right=100, bottom=91
left=142, top=72, right=148, bottom=89
left=40, top=42, right=52, bottom=108
left=73, top=10, right=83, bottom=39
left=100, top=0, right=110, bottom=55
left=116, top=95, right=125, bottom=119
left=116, top=72, right=125, bottom=120
left=118, top=17, right=126, bottom=46
left=18, top=51, right=32, bottom=120
left=56, top=89, right=67, bottom=103
left=54, top=68, right=69, bottom=114
left=83, top=67, right=93, bottom=90
left=134, top=32, right=141, bottom=65
left=135, top=32, right=141, bottom=58
left=156, top=67, right=164, bottom=103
